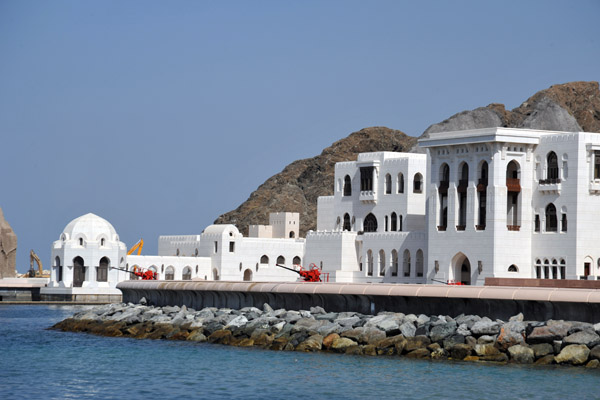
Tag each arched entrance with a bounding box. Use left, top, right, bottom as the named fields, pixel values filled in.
left=451, top=252, right=471, bottom=285
left=73, top=256, right=85, bottom=287
left=243, top=269, right=253, bottom=281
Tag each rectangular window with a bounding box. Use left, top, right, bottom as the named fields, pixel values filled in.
left=534, top=215, right=540, bottom=232
left=536, top=266, right=541, bottom=279
left=595, top=151, right=600, bottom=180
left=360, top=167, right=374, bottom=191
left=229, top=241, right=235, bottom=253
left=561, top=213, right=567, bottom=232
left=214, top=241, right=218, bottom=253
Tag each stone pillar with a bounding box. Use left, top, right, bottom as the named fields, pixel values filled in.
left=0, top=207, right=17, bottom=278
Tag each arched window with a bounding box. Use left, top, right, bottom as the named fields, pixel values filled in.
left=390, top=212, right=397, bottom=231
left=403, top=250, right=411, bottom=277
left=367, top=250, right=373, bottom=276
left=457, top=163, right=469, bottom=229
left=477, top=161, right=488, bottom=230
left=379, top=250, right=386, bottom=276
left=384, top=215, right=389, bottom=232
left=289, top=231, right=295, bottom=238
left=243, top=269, right=253, bottom=281
left=260, top=255, right=269, bottom=264
left=506, top=160, right=521, bottom=230
left=416, top=249, right=424, bottom=277
left=560, top=259, right=566, bottom=279
left=391, top=250, right=398, bottom=277
left=293, top=256, right=301, bottom=265
left=343, top=175, right=352, bottom=196
left=397, top=173, right=404, bottom=193
left=277, top=255, right=285, bottom=265
left=343, top=213, right=351, bottom=231
left=165, top=266, right=175, bottom=280
left=385, top=174, right=392, bottom=194
left=182, top=266, right=192, bottom=280
left=55, top=256, right=63, bottom=282
left=100, top=238, right=105, bottom=246
left=438, top=164, right=449, bottom=231
left=552, top=259, right=558, bottom=279
left=545, top=203, right=557, bottom=232
left=508, top=265, right=518, bottom=272
left=535, top=259, right=542, bottom=279
left=363, top=213, right=378, bottom=232
left=413, top=173, right=423, bottom=193
left=73, top=256, right=85, bottom=287
left=97, top=256, right=109, bottom=282
left=547, top=151, right=559, bottom=180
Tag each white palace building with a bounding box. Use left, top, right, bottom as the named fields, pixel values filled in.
left=41, top=127, right=600, bottom=300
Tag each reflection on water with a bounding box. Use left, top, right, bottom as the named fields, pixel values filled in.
left=0, top=305, right=598, bottom=399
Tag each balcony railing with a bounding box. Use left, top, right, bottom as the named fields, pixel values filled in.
left=507, top=225, right=521, bottom=231
left=539, top=178, right=561, bottom=185
left=506, top=178, right=521, bottom=192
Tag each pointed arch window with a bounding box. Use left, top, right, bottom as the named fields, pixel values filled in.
left=343, top=175, right=352, bottom=196
left=547, top=151, right=559, bottom=181
left=390, top=212, right=397, bottom=231
left=397, top=173, right=404, bottom=193
left=385, top=174, right=392, bottom=194
left=363, top=213, right=378, bottom=233
left=343, top=213, right=351, bottom=231
left=413, top=173, right=423, bottom=193
left=403, top=250, right=411, bottom=277
left=545, top=203, right=557, bottom=232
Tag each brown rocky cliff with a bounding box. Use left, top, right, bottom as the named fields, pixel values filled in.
left=0, top=207, right=17, bottom=278
left=214, top=127, right=417, bottom=236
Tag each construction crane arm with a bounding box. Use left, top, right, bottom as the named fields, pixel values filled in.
left=127, top=239, right=144, bottom=256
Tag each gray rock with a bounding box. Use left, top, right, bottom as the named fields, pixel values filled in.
left=528, top=320, right=572, bottom=343
left=443, top=334, right=465, bottom=349
left=299, top=310, right=312, bottom=318
left=263, top=303, right=274, bottom=313
left=225, top=315, right=248, bottom=329
left=376, top=317, right=401, bottom=335
left=568, top=321, right=595, bottom=334
left=76, top=312, right=102, bottom=321
left=364, top=314, right=390, bottom=328
left=317, top=322, right=342, bottom=337
left=197, top=309, right=215, bottom=319
left=139, top=297, right=147, bottom=306
left=476, top=335, right=496, bottom=344
left=594, top=322, right=600, bottom=334
left=421, top=106, right=504, bottom=139
left=497, top=321, right=526, bottom=350
left=471, top=320, right=501, bottom=336
left=430, top=321, right=458, bottom=342
left=456, top=323, right=470, bottom=336
left=531, top=343, right=554, bottom=358
left=399, top=322, right=417, bottom=338
left=283, top=311, right=302, bottom=324
left=416, top=314, right=430, bottom=326
left=270, top=321, right=286, bottom=334
left=509, top=313, right=524, bottom=322
left=240, top=306, right=262, bottom=314
left=315, top=312, right=339, bottom=322
left=554, top=344, right=590, bottom=365
left=563, top=330, right=600, bottom=348
left=309, top=306, right=326, bottom=315
left=519, top=97, right=582, bottom=132
left=455, top=315, right=481, bottom=329
left=589, top=345, right=600, bottom=361
left=162, top=306, right=180, bottom=314
left=292, top=318, right=325, bottom=334
left=335, top=316, right=361, bottom=328
left=508, top=345, right=535, bottom=364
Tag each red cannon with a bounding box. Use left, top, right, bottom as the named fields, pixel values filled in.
left=276, top=263, right=329, bottom=282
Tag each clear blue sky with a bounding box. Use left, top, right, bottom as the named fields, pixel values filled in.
left=1, top=0, right=598, bottom=273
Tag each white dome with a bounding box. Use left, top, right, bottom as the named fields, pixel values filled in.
left=62, top=213, right=118, bottom=241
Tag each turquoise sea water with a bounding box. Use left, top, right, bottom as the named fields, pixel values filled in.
left=1, top=305, right=599, bottom=400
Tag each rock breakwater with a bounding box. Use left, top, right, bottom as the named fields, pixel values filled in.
left=51, top=301, right=600, bottom=368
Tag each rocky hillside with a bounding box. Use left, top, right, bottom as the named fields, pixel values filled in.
left=214, top=127, right=417, bottom=236
left=216, top=81, right=600, bottom=236
left=421, top=81, right=600, bottom=138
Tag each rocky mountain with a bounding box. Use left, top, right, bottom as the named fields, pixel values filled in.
left=214, top=127, right=417, bottom=236
left=215, top=81, right=600, bottom=236
left=421, top=81, right=600, bottom=138
left=0, top=207, right=17, bottom=278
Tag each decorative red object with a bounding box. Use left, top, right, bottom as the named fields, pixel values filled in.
left=276, top=263, right=329, bottom=282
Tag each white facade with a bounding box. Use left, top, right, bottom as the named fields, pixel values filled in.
left=419, top=127, right=600, bottom=284
left=43, top=128, right=600, bottom=291
left=42, top=213, right=128, bottom=301
left=305, top=152, right=428, bottom=283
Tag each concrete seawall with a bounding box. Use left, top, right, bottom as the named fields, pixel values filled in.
left=117, top=281, right=600, bottom=323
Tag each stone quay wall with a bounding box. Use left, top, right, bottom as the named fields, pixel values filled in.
left=52, top=302, right=600, bottom=368
left=117, top=281, right=600, bottom=323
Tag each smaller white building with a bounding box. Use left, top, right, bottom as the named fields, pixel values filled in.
left=42, top=213, right=128, bottom=301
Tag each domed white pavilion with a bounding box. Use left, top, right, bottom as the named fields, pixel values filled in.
left=42, top=213, right=127, bottom=301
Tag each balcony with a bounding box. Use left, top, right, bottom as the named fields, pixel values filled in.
left=507, top=225, right=521, bottom=231
left=477, top=178, right=488, bottom=192
left=506, top=178, right=521, bottom=192
left=438, top=181, right=449, bottom=194
left=359, top=190, right=377, bottom=204
left=456, top=225, right=466, bottom=231
left=539, top=178, right=561, bottom=194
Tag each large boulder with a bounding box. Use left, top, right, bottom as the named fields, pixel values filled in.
left=563, top=330, right=600, bottom=348
left=430, top=321, right=458, bottom=343
left=508, top=345, right=535, bottom=364
left=554, top=344, right=590, bottom=365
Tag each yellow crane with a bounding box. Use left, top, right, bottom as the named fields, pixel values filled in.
left=127, top=239, right=144, bottom=255
left=27, top=249, right=49, bottom=278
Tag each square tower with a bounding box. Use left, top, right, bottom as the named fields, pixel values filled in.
left=269, top=212, right=300, bottom=239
